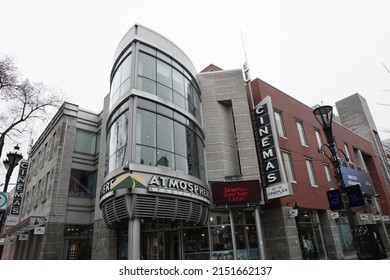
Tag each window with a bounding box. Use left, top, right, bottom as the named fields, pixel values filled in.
left=353, top=148, right=368, bottom=172
left=110, top=54, right=132, bottom=107
left=274, top=111, right=287, bottom=138
left=343, top=143, right=353, bottom=166
left=64, top=224, right=93, bottom=260
left=106, top=111, right=129, bottom=174
left=137, top=45, right=202, bottom=122
left=74, top=129, right=100, bottom=155
left=315, top=129, right=323, bottom=150
left=305, top=158, right=317, bottom=186
left=135, top=100, right=206, bottom=180
left=323, top=164, right=334, bottom=189
left=282, top=151, right=295, bottom=182
left=68, top=169, right=97, bottom=198
left=296, top=121, right=308, bottom=146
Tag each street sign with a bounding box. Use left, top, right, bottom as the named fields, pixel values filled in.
left=0, top=192, right=8, bottom=210
left=34, top=226, right=45, bottom=235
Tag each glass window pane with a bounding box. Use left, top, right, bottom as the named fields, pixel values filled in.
left=157, top=60, right=172, bottom=87
left=157, top=150, right=174, bottom=169
left=157, top=83, right=172, bottom=101
left=137, top=98, right=156, bottom=111
left=173, top=68, right=185, bottom=95
left=136, top=109, right=156, bottom=146
left=69, top=169, right=96, bottom=198
left=157, top=115, right=174, bottom=152
left=274, top=111, right=286, bottom=138
left=120, top=78, right=131, bottom=96
left=282, top=151, right=295, bottom=181
left=305, top=159, right=317, bottom=186
left=136, top=145, right=156, bottom=166
left=107, top=112, right=128, bottom=173
left=74, top=129, right=98, bottom=155
left=138, top=52, right=156, bottom=79
left=157, top=104, right=173, bottom=117
left=175, top=154, right=188, bottom=173
left=157, top=51, right=171, bottom=64
left=139, top=44, right=156, bottom=55
left=297, top=121, right=307, bottom=146
left=211, top=225, right=234, bottom=259
left=174, top=122, right=187, bottom=156
left=138, top=76, right=156, bottom=95
left=111, top=69, right=121, bottom=95
left=173, top=91, right=186, bottom=109
left=315, top=130, right=323, bottom=149
left=121, top=54, right=131, bottom=81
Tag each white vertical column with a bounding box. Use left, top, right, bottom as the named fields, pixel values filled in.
left=128, top=218, right=141, bottom=260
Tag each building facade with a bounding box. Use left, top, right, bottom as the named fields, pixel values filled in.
left=2, top=103, right=101, bottom=259
left=2, top=24, right=390, bottom=260
left=250, top=78, right=390, bottom=259
left=93, top=24, right=210, bottom=260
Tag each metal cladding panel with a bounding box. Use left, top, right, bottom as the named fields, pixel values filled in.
left=101, top=193, right=209, bottom=226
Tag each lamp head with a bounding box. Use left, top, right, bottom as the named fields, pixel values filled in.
left=4, top=144, right=23, bottom=169
left=313, top=105, right=334, bottom=145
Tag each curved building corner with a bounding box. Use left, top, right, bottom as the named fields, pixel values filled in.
left=92, top=24, right=210, bottom=260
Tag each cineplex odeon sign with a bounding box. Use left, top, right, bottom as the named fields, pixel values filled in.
left=253, top=96, right=292, bottom=200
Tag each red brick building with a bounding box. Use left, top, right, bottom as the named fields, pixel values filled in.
left=250, top=78, right=390, bottom=259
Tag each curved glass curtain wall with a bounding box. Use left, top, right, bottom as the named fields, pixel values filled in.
left=136, top=98, right=205, bottom=181
left=106, top=102, right=129, bottom=174
left=110, top=48, right=132, bottom=108
left=137, top=44, right=202, bottom=122
left=106, top=41, right=205, bottom=180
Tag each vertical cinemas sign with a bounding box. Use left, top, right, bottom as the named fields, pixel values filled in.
left=5, top=160, right=28, bottom=226
left=253, top=96, right=292, bottom=199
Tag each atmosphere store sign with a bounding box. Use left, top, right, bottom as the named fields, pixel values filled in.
left=100, top=172, right=210, bottom=203
left=253, top=96, right=292, bottom=200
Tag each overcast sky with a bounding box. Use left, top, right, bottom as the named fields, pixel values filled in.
left=1, top=0, right=390, bottom=183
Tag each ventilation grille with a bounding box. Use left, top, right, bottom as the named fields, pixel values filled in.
left=102, top=195, right=128, bottom=225
left=101, top=194, right=209, bottom=225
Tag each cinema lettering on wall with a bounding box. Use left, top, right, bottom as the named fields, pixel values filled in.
left=253, top=96, right=292, bottom=200
left=5, top=160, right=28, bottom=227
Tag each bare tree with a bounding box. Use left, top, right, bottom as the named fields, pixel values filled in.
left=0, top=55, right=63, bottom=158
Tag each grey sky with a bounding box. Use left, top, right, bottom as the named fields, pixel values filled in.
left=1, top=0, right=390, bottom=182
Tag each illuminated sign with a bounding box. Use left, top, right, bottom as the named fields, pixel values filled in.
left=211, top=180, right=261, bottom=205
left=253, top=96, right=292, bottom=200
left=327, top=189, right=344, bottom=211
left=345, top=184, right=365, bottom=208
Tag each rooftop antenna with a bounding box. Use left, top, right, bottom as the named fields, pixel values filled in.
left=240, top=30, right=254, bottom=108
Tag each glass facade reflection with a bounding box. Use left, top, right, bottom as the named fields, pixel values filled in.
left=137, top=44, right=202, bottom=122
left=136, top=99, right=205, bottom=180
left=105, top=41, right=205, bottom=180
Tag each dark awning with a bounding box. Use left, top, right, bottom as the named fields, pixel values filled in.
left=6, top=216, right=46, bottom=235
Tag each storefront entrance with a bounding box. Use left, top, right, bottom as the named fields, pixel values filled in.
left=141, top=229, right=181, bottom=260
left=296, top=210, right=327, bottom=260
left=117, top=207, right=262, bottom=260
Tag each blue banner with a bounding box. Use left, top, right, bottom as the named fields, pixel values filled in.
left=341, top=166, right=375, bottom=195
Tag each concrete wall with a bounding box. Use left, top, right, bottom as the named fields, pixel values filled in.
left=199, top=68, right=260, bottom=182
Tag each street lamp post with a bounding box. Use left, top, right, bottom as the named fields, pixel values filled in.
left=312, top=105, right=358, bottom=256
left=2, top=145, right=24, bottom=193
left=1, top=145, right=23, bottom=231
